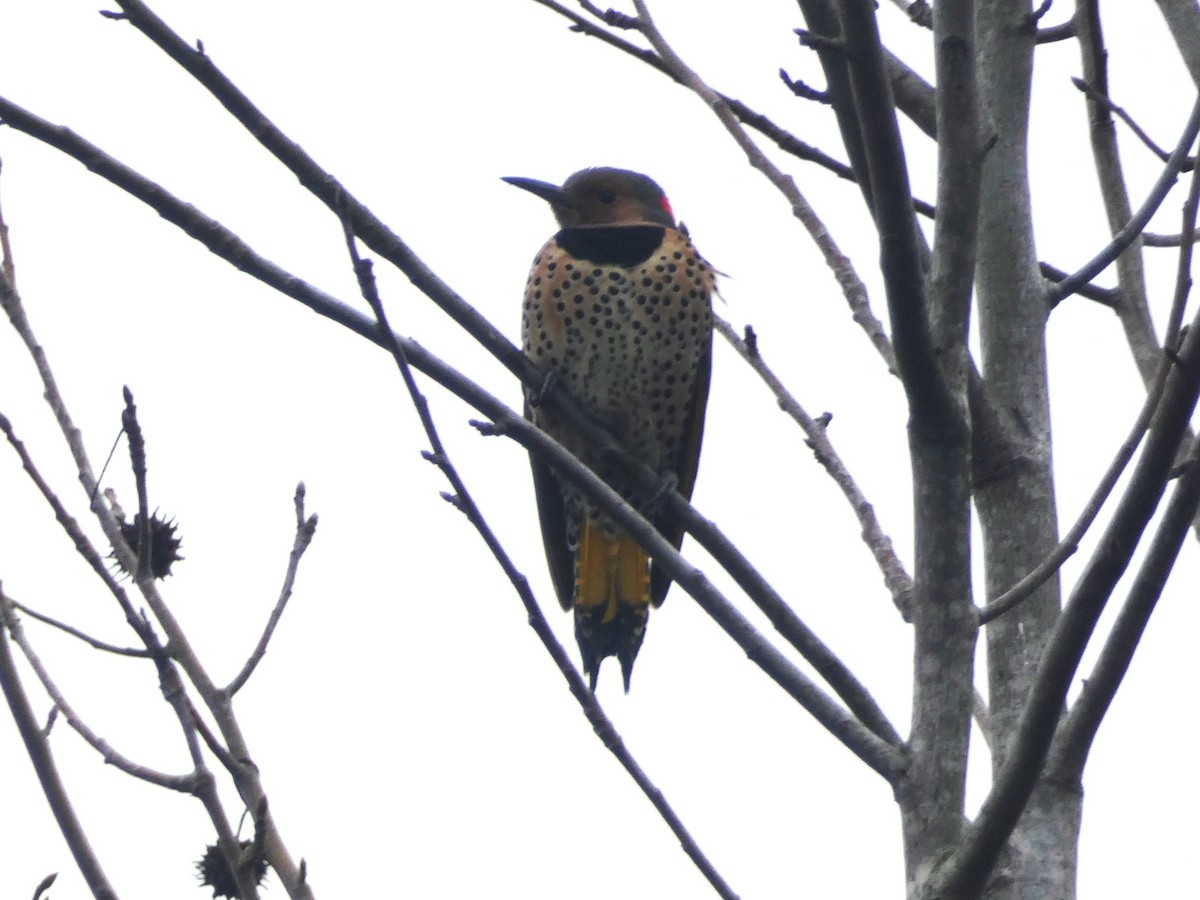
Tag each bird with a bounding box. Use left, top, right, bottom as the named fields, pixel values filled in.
left=503, top=167, right=714, bottom=691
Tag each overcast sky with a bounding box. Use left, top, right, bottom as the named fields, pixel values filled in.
left=0, top=2, right=1196, bottom=898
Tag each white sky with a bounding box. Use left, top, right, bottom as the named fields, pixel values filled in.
left=0, top=2, right=1196, bottom=897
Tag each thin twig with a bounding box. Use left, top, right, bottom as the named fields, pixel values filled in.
left=1050, top=93, right=1200, bottom=304
left=1036, top=18, right=1077, bottom=43
left=535, top=0, right=858, bottom=180
left=120, top=389, right=153, bottom=581
left=225, top=484, right=318, bottom=696
left=31, top=873, right=57, bottom=900
left=1037, top=259, right=1121, bottom=308
left=1072, top=76, right=1181, bottom=164
left=5, top=597, right=150, bottom=658
left=1143, top=229, right=1200, bottom=247
left=0, top=591, right=196, bottom=791
left=0, top=405, right=151, bottom=643
left=779, top=69, right=831, bottom=103
left=714, top=316, right=913, bottom=617
left=186, top=698, right=242, bottom=778
left=0, top=591, right=120, bottom=900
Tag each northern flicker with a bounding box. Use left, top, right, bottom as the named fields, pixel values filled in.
left=503, top=167, right=714, bottom=691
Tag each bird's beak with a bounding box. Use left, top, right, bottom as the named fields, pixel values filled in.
left=501, top=176, right=570, bottom=208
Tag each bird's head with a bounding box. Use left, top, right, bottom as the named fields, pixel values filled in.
left=502, top=167, right=676, bottom=228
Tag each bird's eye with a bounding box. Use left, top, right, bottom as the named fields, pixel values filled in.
left=598, top=188, right=617, bottom=204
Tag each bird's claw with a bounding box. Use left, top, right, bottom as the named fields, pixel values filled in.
left=529, top=369, right=561, bottom=407
left=648, top=471, right=679, bottom=512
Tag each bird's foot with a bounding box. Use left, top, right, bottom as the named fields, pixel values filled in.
left=529, top=369, right=561, bottom=408
left=647, top=471, right=679, bottom=513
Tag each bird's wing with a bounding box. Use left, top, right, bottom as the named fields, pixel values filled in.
left=526, top=400, right=577, bottom=612
left=649, top=330, right=712, bottom=607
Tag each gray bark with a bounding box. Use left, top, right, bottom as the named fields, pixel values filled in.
left=1156, top=0, right=1200, bottom=87
left=973, top=1, right=1074, bottom=897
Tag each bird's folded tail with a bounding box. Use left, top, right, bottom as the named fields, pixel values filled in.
left=573, top=521, right=651, bottom=692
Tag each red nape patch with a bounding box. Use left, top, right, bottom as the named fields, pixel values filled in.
left=660, top=196, right=674, bottom=219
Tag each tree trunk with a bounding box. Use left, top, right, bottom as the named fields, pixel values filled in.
left=974, top=1, right=1075, bottom=896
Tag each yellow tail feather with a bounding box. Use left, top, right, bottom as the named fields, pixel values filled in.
left=574, top=522, right=650, bottom=621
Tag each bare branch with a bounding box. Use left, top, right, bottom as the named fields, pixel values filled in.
left=119, top=389, right=153, bottom=581
left=187, top=699, right=242, bottom=779
left=836, top=0, right=961, bottom=432
left=226, top=484, right=318, bottom=696
left=1050, top=93, right=1200, bottom=305
left=0, top=591, right=196, bottom=791
left=1143, top=229, right=1200, bottom=247
left=1071, top=76, right=1179, bottom=164
left=1073, top=0, right=1200, bottom=545
left=103, top=0, right=525, bottom=388
left=779, top=68, right=832, bottom=103
left=4, top=596, right=150, bottom=658
left=532, top=1, right=858, bottom=180
left=0, top=390, right=154, bottom=647
left=1052, top=437, right=1200, bottom=774
left=31, top=873, right=57, bottom=900
left=0, top=593, right=120, bottom=900
left=714, top=317, right=913, bottom=618
left=1036, top=19, right=1078, bottom=42
left=1036, top=259, right=1121, bottom=308
left=1049, top=151, right=1200, bottom=778
left=1073, top=0, right=1171, bottom=384
left=0, top=157, right=15, bottom=286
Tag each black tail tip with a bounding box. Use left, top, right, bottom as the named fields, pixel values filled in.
left=581, top=654, right=637, bottom=693
left=576, top=606, right=647, bottom=693
left=618, top=648, right=637, bottom=693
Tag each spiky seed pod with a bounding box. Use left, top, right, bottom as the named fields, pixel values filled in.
left=195, top=840, right=268, bottom=899
left=110, top=510, right=184, bottom=579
